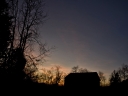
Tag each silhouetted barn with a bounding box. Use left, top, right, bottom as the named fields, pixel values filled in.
left=64, top=72, right=100, bottom=89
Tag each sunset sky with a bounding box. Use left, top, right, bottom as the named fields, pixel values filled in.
left=38, top=0, right=128, bottom=80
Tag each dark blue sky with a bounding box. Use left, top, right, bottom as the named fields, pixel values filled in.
left=38, top=0, right=128, bottom=79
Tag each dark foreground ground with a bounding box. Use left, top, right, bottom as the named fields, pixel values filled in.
left=0, top=83, right=127, bottom=96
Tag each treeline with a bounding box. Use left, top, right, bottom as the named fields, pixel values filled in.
left=109, top=64, right=128, bottom=87
left=38, top=64, right=128, bottom=86
left=69, top=64, right=128, bottom=87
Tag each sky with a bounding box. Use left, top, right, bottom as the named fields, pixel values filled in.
left=38, top=0, right=128, bottom=80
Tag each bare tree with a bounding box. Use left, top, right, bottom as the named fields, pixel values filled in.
left=38, top=66, right=66, bottom=85
left=5, top=0, right=52, bottom=81
left=78, top=68, right=88, bottom=73
left=52, top=66, right=66, bottom=85
left=39, top=68, right=54, bottom=84
left=98, top=71, right=106, bottom=86
left=71, top=65, right=89, bottom=73
left=118, top=64, right=128, bottom=81
left=109, top=70, right=121, bottom=86
left=71, top=65, right=79, bottom=73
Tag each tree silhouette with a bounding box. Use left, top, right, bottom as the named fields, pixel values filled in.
left=109, top=70, right=121, bottom=86
left=38, top=66, right=66, bottom=85
left=3, top=0, right=52, bottom=82
left=0, top=0, right=12, bottom=64
left=52, top=66, right=66, bottom=85
left=71, top=65, right=89, bottom=73
left=0, top=0, right=13, bottom=85
left=98, top=71, right=106, bottom=86
left=118, top=64, right=128, bottom=81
